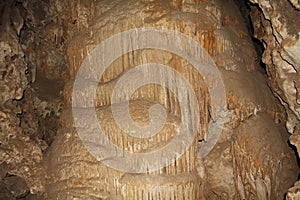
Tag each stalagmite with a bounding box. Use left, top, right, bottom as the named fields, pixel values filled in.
left=0, top=0, right=299, bottom=199
left=46, top=0, right=298, bottom=199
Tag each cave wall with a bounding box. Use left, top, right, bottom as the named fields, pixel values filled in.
left=0, top=0, right=299, bottom=199
left=0, top=0, right=65, bottom=198
left=0, top=1, right=44, bottom=198
left=246, top=0, right=300, bottom=198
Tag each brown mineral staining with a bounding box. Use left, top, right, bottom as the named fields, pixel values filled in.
left=1, top=0, right=299, bottom=199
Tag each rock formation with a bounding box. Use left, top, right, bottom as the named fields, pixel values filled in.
left=0, top=0, right=299, bottom=199
left=246, top=0, right=300, bottom=198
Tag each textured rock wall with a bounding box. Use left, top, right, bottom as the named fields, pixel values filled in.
left=0, top=0, right=299, bottom=199
left=0, top=0, right=65, bottom=198
left=47, top=0, right=298, bottom=199
left=0, top=0, right=44, bottom=198
left=249, top=0, right=300, bottom=134
left=246, top=0, right=300, bottom=198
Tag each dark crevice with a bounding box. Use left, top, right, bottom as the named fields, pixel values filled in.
left=288, top=139, right=300, bottom=167
left=232, top=0, right=267, bottom=74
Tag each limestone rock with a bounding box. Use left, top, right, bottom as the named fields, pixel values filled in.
left=287, top=181, right=300, bottom=200
left=0, top=0, right=299, bottom=199
left=47, top=0, right=298, bottom=199
left=0, top=1, right=27, bottom=104
left=248, top=0, right=300, bottom=198
left=0, top=109, right=45, bottom=194
left=3, top=175, right=30, bottom=198
left=249, top=0, right=300, bottom=134
left=0, top=0, right=46, bottom=195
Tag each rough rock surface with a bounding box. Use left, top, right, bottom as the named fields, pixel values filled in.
left=46, top=0, right=298, bottom=199
left=0, top=0, right=299, bottom=199
left=247, top=0, right=300, bottom=198
left=0, top=0, right=45, bottom=196
left=249, top=0, right=300, bottom=134
left=0, top=0, right=65, bottom=197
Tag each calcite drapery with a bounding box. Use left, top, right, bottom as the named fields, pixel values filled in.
left=0, top=0, right=298, bottom=199
left=47, top=0, right=298, bottom=199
